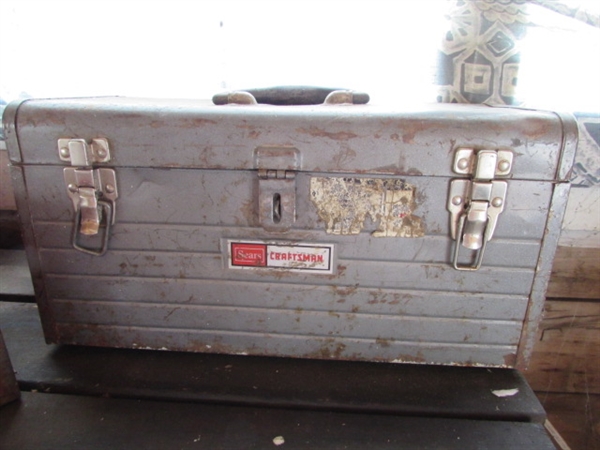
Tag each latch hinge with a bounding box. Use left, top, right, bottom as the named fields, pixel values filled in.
left=58, top=138, right=111, bottom=166
left=254, top=147, right=300, bottom=232
left=447, top=148, right=513, bottom=271
left=59, top=138, right=117, bottom=256
left=257, top=169, right=296, bottom=180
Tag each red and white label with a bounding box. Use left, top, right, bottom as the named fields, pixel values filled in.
left=231, top=243, right=267, bottom=267
left=228, top=240, right=334, bottom=273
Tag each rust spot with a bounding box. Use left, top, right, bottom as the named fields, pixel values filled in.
left=375, top=338, right=391, bottom=348
left=181, top=118, right=219, bottom=127
left=503, top=353, right=517, bottom=366
left=334, top=284, right=358, bottom=296
left=296, top=127, right=358, bottom=141
left=520, top=119, right=553, bottom=139
left=394, top=353, right=427, bottom=364
left=307, top=341, right=347, bottom=359
left=351, top=306, right=360, bottom=313
left=401, top=121, right=429, bottom=144
left=405, top=168, right=423, bottom=176
left=371, top=164, right=401, bottom=174
left=390, top=133, right=400, bottom=141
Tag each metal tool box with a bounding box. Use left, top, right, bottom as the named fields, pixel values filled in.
left=4, top=89, right=577, bottom=368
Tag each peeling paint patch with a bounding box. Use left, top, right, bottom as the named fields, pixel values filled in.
left=310, top=177, right=424, bottom=237
left=491, top=388, right=519, bottom=398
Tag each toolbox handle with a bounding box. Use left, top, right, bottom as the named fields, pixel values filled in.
left=212, top=86, right=369, bottom=105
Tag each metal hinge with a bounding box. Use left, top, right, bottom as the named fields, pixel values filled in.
left=59, top=138, right=118, bottom=256
left=254, top=147, right=299, bottom=232
left=447, top=148, right=513, bottom=271
left=257, top=169, right=295, bottom=180
left=58, top=138, right=111, bottom=166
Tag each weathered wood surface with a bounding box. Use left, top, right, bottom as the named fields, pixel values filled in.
left=540, top=393, right=600, bottom=450
left=525, top=299, right=600, bottom=449
left=547, top=247, right=600, bottom=299
left=526, top=300, right=600, bottom=394
left=0, top=151, right=16, bottom=211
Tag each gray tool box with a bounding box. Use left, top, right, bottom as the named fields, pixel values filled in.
left=3, top=89, right=577, bottom=368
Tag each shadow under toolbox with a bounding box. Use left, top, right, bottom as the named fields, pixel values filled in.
left=4, top=91, right=577, bottom=368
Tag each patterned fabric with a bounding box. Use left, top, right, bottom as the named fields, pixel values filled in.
left=572, top=113, right=600, bottom=186
left=437, top=0, right=528, bottom=105
left=437, top=0, right=600, bottom=186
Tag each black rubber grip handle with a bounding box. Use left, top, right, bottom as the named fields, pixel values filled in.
left=212, top=86, right=369, bottom=105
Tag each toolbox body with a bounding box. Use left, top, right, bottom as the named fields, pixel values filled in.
left=4, top=97, right=577, bottom=368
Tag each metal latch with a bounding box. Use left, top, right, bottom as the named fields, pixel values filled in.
left=447, top=148, right=512, bottom=271
left=58, top=138, right=111, bottom=166
left=254, top=147, right=300, bottom=232
left=59, top=139, right=117, bottom=256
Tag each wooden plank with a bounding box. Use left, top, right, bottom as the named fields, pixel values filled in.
left=0, top=150, right=16, bottom=211
left=547, top=247, right=600, bottom=299
left=538, top=393, right=600, bottom=450
left=525, top=300, right=600, bottom=394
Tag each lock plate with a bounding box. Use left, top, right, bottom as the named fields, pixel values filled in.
left=254, top=147, right=300, bottom=232
left=258, top=170, right=296, bottom=232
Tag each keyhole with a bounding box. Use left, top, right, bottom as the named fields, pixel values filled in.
left=273, top=193, right=282, bottom=223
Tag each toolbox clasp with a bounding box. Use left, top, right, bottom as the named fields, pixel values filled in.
left=448, top=149, right=511, bottom=271
left=60, top=138, right=117, bottom=256
left=63, top=167, right=118, bottom=256
left=254, top=147, right=300, bottom=232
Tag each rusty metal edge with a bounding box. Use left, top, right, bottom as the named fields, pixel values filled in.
left=516, top=183, right=571, bottom=370
left=3, top=99, right=30, bottom=164
left=553, top=112, right=579, bottom=182
left=4, top=99, right=59, bottom=343
left=516, top=110, right=578, bottom=369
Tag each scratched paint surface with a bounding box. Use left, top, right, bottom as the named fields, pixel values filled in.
left=310, top=177, right=425, bottom=237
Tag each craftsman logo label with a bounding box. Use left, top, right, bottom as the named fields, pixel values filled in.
left=228, top=240, right=334, bottom=273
